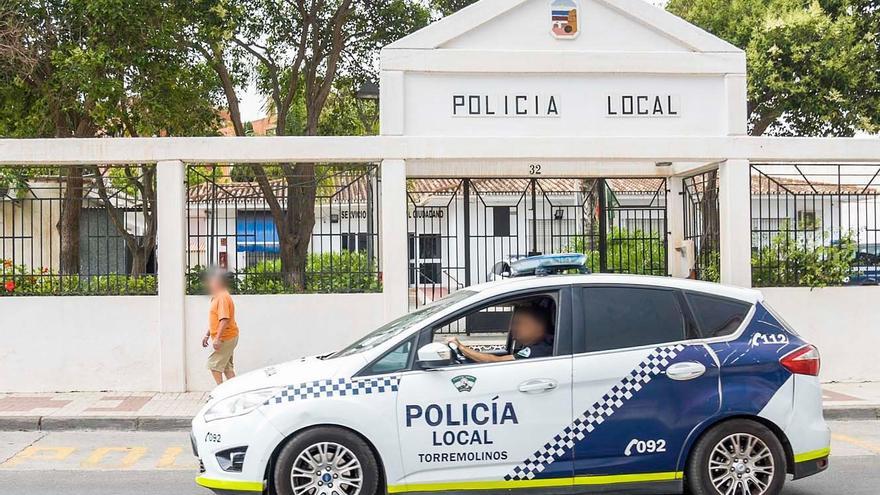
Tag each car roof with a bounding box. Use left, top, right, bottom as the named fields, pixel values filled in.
left=469, top=274, right=763, bottom=304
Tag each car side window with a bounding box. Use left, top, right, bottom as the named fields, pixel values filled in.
left=362, top=339, right=414, bottom=375
left=686, top=292, right=752, bottom=338
left=580, top=286, right=687, bottom=352
left=427, top=293, right=560, bottom=366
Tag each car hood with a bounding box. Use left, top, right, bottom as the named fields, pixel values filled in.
left=206, top=352, right=369, bottom=402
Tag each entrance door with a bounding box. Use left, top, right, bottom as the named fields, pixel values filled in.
left=394, top=290, right=574, bottom=489
left=570, top=285, right=721, bottom=484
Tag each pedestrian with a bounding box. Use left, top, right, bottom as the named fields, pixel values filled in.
left=202, top=270, right=239, bottom=385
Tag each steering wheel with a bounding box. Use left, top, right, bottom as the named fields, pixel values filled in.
left=447, top=341, right=467, bottom=363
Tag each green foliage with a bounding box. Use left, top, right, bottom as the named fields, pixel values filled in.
left=0, top=167, right=30, bottom=198
left=667, top=0, right=880, bottom=136
left=700, top=250, right=721, bottom=283
left=0, top=0, right=219, bottom=139
left=566, top=228, right=667, bottom=275
left=186, top=251, right=381, bottom=295
left=1, top=259, right=156, bottom=296
left=431, top=0, right=478, bottom=16
left=306, top=251, right=382, bottom=293
left=752, top=231, right=857, bottom=287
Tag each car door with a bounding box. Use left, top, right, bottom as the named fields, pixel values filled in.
left=392, top=289, right=575, bottom=491
left=569, top=285, right=721, bottom=485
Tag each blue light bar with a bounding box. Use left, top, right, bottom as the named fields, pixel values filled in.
left=509, top=253, right=590, bottom=277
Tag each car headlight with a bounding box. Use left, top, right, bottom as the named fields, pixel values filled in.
left=203, top=388, right=281, bottom=423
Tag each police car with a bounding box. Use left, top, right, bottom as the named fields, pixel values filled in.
left=192, top=255, right=829, bottom=495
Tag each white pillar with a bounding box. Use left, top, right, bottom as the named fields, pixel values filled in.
left=380, top=159, right=409, bottom=320
left=666, top=176, right=688, bottom=278
left=718, top=159, right=752, bottom=287
left=156, top=160, right=187, bottom=392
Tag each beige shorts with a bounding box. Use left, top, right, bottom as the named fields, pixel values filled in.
left=207, top=336, right=238, bottom=373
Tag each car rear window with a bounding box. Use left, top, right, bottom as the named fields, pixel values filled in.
left=686, top=292, right=752, bottom=338
left=582, top=287, right=687, bottom=352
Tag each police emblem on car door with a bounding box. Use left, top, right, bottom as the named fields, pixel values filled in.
left=452, top=375, right=476, bottom=393
left=392, top=293, right=574, bottom=490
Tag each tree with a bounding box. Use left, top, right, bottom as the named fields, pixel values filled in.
left=667, top=0, right=880, bottom=136
left=187, top=0, right=430, bottom=289
left=431, top=0, right=478, bottom=16
left=0, top=0, right=218, bottom=276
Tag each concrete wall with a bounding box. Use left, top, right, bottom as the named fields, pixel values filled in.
left=763, top=286, right=880, bottom=383
left=183, top=293, right=386, bottom=391
left=0, top=294, right=385, bottom=392
left=0, top=296, right=161, bottom=392
left=0, top=288, right=875, bottom=391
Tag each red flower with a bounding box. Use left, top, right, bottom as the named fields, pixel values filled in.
left=4, top=280, right=14, bottom=292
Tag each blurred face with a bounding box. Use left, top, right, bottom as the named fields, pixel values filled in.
left=207, top=274, right=227, bottom=295
left=510, top=311, right=548, bottom=346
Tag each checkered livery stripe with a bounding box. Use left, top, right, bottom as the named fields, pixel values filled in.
left=505, top=345, right=686, bottom=481
left=266, top=376, right=400, bottom=405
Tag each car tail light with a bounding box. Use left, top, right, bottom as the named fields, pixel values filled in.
left=780, top=344, right=821, bottom=376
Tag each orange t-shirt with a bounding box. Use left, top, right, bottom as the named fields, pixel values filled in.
left=209, top=291, right=239, bottom=341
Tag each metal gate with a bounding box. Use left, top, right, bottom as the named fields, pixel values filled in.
left=407, top=178, right=667, bottom=308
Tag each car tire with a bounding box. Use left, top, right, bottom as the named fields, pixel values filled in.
left=274, top=426, right=379, bottom=495
left=686, top=419, right=787, bottom=495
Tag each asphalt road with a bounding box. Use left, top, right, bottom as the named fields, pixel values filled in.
left=0, top=421, right=878, bottom=495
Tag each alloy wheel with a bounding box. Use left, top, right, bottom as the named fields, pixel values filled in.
left=290, top=442, right=364, bottom=495
left=708, top=433, right=775, bottom=495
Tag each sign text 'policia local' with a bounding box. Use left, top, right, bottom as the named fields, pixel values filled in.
left=451, top=93, right=681, bottom=118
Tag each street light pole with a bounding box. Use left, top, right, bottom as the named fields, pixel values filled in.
left=355, top=82, right=380, bottom=269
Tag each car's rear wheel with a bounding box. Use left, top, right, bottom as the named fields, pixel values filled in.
left=687, top=419, right=787, bottom=495
left=274, top=427, right=379, bottom=495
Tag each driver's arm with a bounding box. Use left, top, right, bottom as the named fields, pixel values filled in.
left=447, top=337, right=514, bottom=363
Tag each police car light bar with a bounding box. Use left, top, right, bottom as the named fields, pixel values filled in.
left=509, top=253, right=590, bottom=277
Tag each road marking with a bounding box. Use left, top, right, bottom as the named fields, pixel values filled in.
left=157, top=446, right=199, bottom=469
left=2, top=446, right=76, bottom=467
left=832, top=434, right=880, bottom=455
left=81, top=447, right=148, bottom=469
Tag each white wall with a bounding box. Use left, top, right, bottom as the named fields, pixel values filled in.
left=0, top=288, right=875, bottom=391
left=184, top=294, right=386, bottom=391
left=0, top=294, right=385, bottom=392
left=0, top=296, right=161, bottom=392
left=762, top=286, right=880, bottom=383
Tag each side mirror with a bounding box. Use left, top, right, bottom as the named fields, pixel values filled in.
left=416, top=342, right=454, bottom=370
left=501, top=269, right=511, bottom=278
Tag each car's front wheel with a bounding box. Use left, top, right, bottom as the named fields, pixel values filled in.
left=274, top=427, right=379, bottom=495
left=687, top=419, right=787, bottom=495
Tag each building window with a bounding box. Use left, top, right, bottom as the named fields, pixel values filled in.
left=418, top=234, right=442, bottom=259
left=493, top=206, right=511, bottom=237
left=342, top=233, right=369, bottom=252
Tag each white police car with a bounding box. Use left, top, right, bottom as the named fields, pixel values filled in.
left=192, top=255, right=829, bottom=495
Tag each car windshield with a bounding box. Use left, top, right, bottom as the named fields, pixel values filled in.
left=331, top=290, right=476, bottom=358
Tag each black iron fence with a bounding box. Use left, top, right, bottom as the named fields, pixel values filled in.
left=0, top=164, right=157, bottom=296
left=407, top=177, right=667, bottom=308
left=751, top=164, right=880, bottom=287
left=683, top=170, right=720, bottom=282
left=185, top=164, right=381, bottom=294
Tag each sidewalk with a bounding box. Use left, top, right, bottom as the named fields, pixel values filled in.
left=0, top=383, right=878, bottom=431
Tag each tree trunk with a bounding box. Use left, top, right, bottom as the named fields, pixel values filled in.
left=279, top=163, right=318, bottom=291
left=58, top=166, right=83, bottom=274
left=129, top=247, right=146, bottom=277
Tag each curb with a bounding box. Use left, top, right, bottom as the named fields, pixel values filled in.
left=1, top=407, right=878, bottom=432
left=0, top=416, right=192, bottom=432
left=823, top=406, right=880, bottom=421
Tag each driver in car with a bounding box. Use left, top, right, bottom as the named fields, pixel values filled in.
left=447, top=305, right=553, bottom=363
